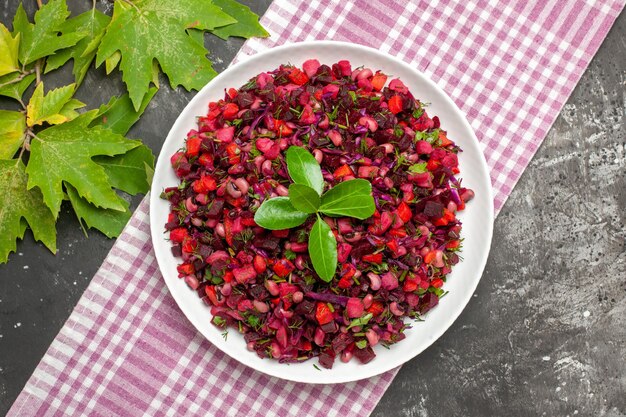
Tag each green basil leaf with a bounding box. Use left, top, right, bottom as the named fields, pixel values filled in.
left=407, top=162, right=427, bottom=174
left=309, top=216, right=337, bottom=282
left=288, top=183, right=320, bottom=214
left=253, top=197, right=309, bottom=230
left=319, top=179, right=375, bottom=220
left=286, top=146, right=324, bottom=195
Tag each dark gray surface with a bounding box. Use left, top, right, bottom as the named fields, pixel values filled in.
left=0, top=2, right=624, bottom=416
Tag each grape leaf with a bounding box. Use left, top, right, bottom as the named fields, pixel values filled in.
left=104, top=50, right=121, bottom=75
left=319, top=179, right=375, bottom=219
left=0, top=71, right=36, bottom=101
left=0, top=159, right=56, bottom=263
left=45, top=8, right=111, bottom=86
left=66, top=183, right=131, bottom=238
left=26, top=82, right=85, bottom=127
left=254, top=197, right=309, bottom=230
left=187, top=28, right=205, bottom=47
left=309, top=215, right=337, bottom=282
left=0, top=23, right=20, bottom=77
left=93, top=145, right=155, bottom=195
left=211, top=0, right=269, bottom=40
left=96, top=0, right=236, bottom=110
left=26, top=112, right=140, bottom=218
left=87, top=89, right=156, bottom=195
left=0, top=110, right=26, bottom=159
left=12, top=0, right=85, bottom=66
left=91, top=87, right=158, bottom=135
left=58, top=99, right=86, bottom=121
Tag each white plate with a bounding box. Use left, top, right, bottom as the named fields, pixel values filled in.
left=150, top=41, right=494, bottom=384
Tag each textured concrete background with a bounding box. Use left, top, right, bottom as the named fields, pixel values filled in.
left=0, top=1, right=624, bottom=416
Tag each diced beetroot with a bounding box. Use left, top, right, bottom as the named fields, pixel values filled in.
left=388, top=78, right=408, bottom=94
left=368, top=211, right=392, bottom=235
left=299, top=104, right=316, bottom=124
left=336, top=60, right=352, bottom=77
left=256, top=72, right=272, bottom=88
left=318, top=348, right=336, bottom=369
left=408, top=172, right=433, bottom=188
left=233, top=265, right=257, bottom=285
left=322, top=84, right=340, bottom=99
left=415, top=140, right=433, bottom=154
left=170, top=151, right=186, bottom=168
left=337, top=243, right=352, bottom=263
left=206, top=250, right=229, bottom=264
left=216, top=126, right=235, bottom=143
left=253, top=255, right=267, bottom=274
left=353, top=346, right=376, bottom=364
left=255, top=138, right=273, bottom=153
left=346, top=298, right=364, bottom=318
left=302, top=59, right=321, bottom=78
left=381, top=272, right=399, bottom=291
left=357, top=77, right=373, bottom=92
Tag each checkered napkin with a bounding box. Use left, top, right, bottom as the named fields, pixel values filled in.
left=9, top=1, right=624, bottom=416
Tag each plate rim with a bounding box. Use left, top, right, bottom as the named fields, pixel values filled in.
left=149, top=40, right=495, bottom=384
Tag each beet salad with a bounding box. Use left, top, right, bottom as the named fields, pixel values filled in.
left=161, top=59, right=474, bottom=369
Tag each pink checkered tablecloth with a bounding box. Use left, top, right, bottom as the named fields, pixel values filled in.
left=8, top=1, right=624, bottom=416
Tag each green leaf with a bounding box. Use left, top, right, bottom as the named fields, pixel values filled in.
left=285, top=146, right=324, bottom=195
left=319, top=179, right=375, bottom=220
left=26, top=82, right=84, bottom=127
left=12, top=1, right=86, bottom=66
left=415, top=129, right=440, bottom=144
left=309, top=215, right=337, bottom=282
left=288, top=183, right=320, bottom=214
left=0, top=110, right=26, bottom=159
left=346, top=313, right=373, bottom=330
left=0, top=159, right=56, bottom=263
left=144, top=161, right=154, bottom=184
left=45, top=8, right=111, bottom=86
left=355, top=339, right=367, bottom=349
left=105, top=51, right=121, bottom=74
left=407, top=162, right=427, bottom=174
left=0, top=71, right=36, bottom=101
left=96, top=0, right=237, bottom=110
left=211, top=0, right=269, bottom=40
left=187, top=28, right=205, bottom=46
left=253, top=196, right=309, bottom=230
left=93, top=145, right=155, bottom=195
left=58, top=98, right=86, bottom=121
left=0, top=24, right=20, bottom=77
left=66, top=183, right=131, bottom=238
left=26, top=112, right=140, bottom=218
left=90, top=87, right=157, bottom=135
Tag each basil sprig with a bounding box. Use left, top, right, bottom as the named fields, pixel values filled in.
left=254, top=146, right=375, bottom=282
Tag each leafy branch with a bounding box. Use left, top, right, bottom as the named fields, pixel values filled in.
left=0, top=0, right=268, bottom=263
left=254, top=147, right=375, bottom=282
